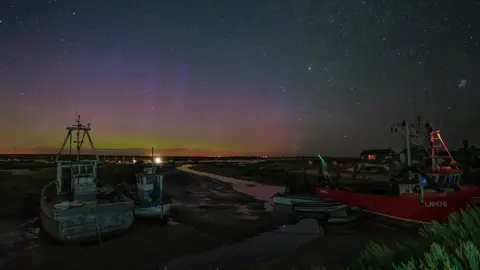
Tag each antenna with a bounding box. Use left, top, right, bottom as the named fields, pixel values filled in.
left=392, top=121, right=413, bottom=167
left=413, top=97, right=417, bottom=127
left=56, top=115, right=99, bottom=162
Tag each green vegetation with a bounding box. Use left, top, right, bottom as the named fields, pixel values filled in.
left=314, top=207, right=480, bottom=269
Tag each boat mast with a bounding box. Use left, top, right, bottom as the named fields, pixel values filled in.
left=55, top=115, right=99, bottom=193
left=56, top=115, right=99, bottom=162
left=405, top=122, right=412, bottom=167
left=76, top=115, right=81, bottom=160
left=426, top=122, right=437, bottom=170
left=391, top=121, right=415, bottom=167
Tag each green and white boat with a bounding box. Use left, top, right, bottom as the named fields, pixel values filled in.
left=272, top=192, right=327, bottom=205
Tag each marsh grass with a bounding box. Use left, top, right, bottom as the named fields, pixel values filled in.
left=315, top=207, right=480, bottom=269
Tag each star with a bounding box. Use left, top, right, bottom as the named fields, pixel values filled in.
left=0, top=0, right=478, bottom=158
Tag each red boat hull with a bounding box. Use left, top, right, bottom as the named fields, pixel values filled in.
left=316, top=186, right=480, bottom=224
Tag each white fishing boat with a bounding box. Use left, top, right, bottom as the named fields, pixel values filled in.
left=40, top=115, right=135, bottom=243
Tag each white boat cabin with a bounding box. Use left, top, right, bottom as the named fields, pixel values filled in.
left=144, top=166, right=157, bottom=174
left=56, top=160, right=98, bottom=201
left=135, top=171, right=164, bottom=202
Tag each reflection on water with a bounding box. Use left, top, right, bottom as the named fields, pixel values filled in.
left=229, top=182, right=284, bottom=211
left=178, top=165, right=285, bottom=211
left=163, top=218, right=323, bottom=270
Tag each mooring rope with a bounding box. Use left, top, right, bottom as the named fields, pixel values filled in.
left=93, top=203, right=103, bottom=245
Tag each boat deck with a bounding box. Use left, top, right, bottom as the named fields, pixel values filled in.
left=42, top=185, right=134, bottom=219
left=47, top=192, right=122, bottom=205
left=336, top=182, right=399, bottom=196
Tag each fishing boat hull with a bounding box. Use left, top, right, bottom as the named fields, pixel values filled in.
left=316, top=186, right=480, bottom=225
left=135, top=201, right=172, bottom=219
left=40, top=183, right=135, bottom=244
left=272, top=193, right=327, bottom=206
left=118, top=183, right=173, bottom=220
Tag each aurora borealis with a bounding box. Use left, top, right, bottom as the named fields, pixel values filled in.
left=1, top=1, right=479, bottom=156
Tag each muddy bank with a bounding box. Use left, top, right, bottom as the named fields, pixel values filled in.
left=164, top=170, right=294, bottom=243
left=2, top=221, right=224, bottom=270
left=0, top=168, right=296, bottom=269
left=182, top=165, right=417, bottom=269
left=1, top=165, right=416, bottom=270
left=254, top=221, right=414, bottom=269
left=191, top=163, right=300, bottom=186
left=163, top=218, right=323, bottom=270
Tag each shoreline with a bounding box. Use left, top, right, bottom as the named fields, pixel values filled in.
left=1, top=164, right=416, bottom=269
left=182, top=163, right=417, bottom=269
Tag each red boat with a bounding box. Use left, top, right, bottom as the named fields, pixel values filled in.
left=316, top=121, right=480, bottom=225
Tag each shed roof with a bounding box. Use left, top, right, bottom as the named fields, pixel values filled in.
left=360, top=148, right=395, bottom=155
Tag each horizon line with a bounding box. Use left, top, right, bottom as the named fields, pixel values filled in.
left=0, top=146, right=299, bottom=157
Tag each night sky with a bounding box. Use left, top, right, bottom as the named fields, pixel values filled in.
left=1, top=0, right=479, bottom=157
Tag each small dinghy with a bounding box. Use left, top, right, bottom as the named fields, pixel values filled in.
left=272, top=192, right=327, bottom=205
left=273, top=154, right=361, bottom=224
left=273, top=154, right=335, bottom=207
left=274, top=199, right=361, bottom=224
left=292, top=201, right=362, bottom=224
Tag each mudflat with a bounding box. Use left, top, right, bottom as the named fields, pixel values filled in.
left=0, top=168, right=295, bottom=270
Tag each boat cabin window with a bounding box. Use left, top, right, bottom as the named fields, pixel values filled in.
left=71, top=165, right=93, bottom=176
left=145, top=175, right=154, bottom=185
left=137, top=175, right=155, bottom=185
